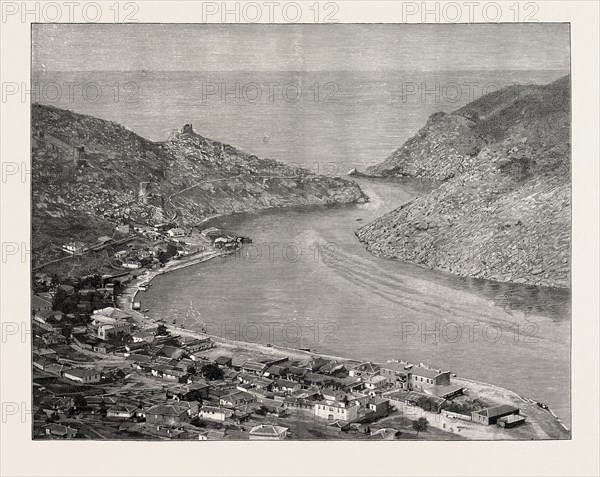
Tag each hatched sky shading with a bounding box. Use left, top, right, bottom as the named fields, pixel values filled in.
left=32, top=23, right=570, bottom=72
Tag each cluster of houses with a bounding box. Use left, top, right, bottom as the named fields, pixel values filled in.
left=56, top=220, right=248, bottom=277
left=130, top=223, right=188, bottom=240
left=32, top=274, right=524, bottom=440
left=109, top=223, right=248, bottom=270
left=33, top=296, right=218, bottom=386
left=204, top=357, right=468, bottom=425
left=113, top=224, right=199, bottom=270
left=58, top=222, right=201, bottom=271
left=200, top=226, right=251, bottom=250
left=113, top=244, right=172, bottom=270
left=126, top=334, right=216, bottom=384
left=101, top=348, right=522, bottom=435
left=32, top=285, right=116, bottom=351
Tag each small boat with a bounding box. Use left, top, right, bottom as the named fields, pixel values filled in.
left=356, top=218, right=363, bottom=222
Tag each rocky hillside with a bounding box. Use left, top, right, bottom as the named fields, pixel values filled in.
left=356, top=76, right=570, bottom=288
left=32, top=104, right=366, bottom=265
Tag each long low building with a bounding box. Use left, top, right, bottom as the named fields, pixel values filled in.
left=497, top=414, right=527, bottom=428
left=423, top=383, right=464, bottom=400
left=472, top=405, right=520, bottom=425
left=198, top=406, right=232, bottom=422
left=43, top=423, right=78, bottom=439
left=62, top=368, right=102, bottom=384
left=248, top=424, right=289, bottom=440
left=107, top=404, right=139, bottom=419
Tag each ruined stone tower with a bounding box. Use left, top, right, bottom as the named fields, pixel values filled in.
left=73, top=146, right=85, bottom=166
left=138, top=181, right=151, bottom=204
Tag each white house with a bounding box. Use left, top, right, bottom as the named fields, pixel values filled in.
left=132, top=330, right=156, bottom=343
left=114, top=250, right=128, bottom=260
left=198, top=406, right=230, bottom=422
left=63, top=368, right=102, bottom=384
left=167, top=228, right=186, bottom=238
left=98, top=321, right=131, bottom=340
left=107, top=404, right=138, bottom=419
left=314, top=400, right=359, bottom=422
left=121, top=261, right=142, bottom=269
left=115, top=224, right=131, bottom=234
left=62, top=241, right=86, bottom=254
left=364, top=375, right=387, bottom=391
left=44, top=423, right=78, bottom=439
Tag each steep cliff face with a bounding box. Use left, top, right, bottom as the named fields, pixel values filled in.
left=32, top=104, right=366, bottom=265
left=357, top=76, right=570, bottom=288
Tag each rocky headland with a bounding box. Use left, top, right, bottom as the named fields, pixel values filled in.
left=357, top=76, right=571, bottom=288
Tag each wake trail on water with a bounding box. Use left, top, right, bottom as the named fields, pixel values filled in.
left=356, top=189, right=384, bottom=211
left=307, top=231, right=514, bottom=323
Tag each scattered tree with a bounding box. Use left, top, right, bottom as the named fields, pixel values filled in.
left=81, top=274, right=103, bottom=289
left=187, top=365, right=197, bottom=376
left=73, top=395, right=87, bottom=409
left=158, top=244, right=178, bottom=264
left=107, top=331, right=132, bottom=346
left=441, top=398, right=488, bottom=415
left=113, top=368, right=126, bottom=380
left=416, top=395, right=440, bottom=413
left=201, top=363, right=224, bottom=381
left=52, top=286, right=78, bottom=314
left=412, top=417, right=429, bottom=437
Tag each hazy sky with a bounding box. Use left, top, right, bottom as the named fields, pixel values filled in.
left=32, top=23, right=570, bottom=72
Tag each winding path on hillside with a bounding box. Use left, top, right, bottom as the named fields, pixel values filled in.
left=164, top=173, right=305, bottom=221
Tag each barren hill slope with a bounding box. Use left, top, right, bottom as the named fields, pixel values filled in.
left=357, top=76, right=570, bottom=288
left=32, top=104, right=366, bottom=267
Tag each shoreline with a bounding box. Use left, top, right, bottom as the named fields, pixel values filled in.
left=356, top=237, right=572, bottom=292
left=126, top=249, right=226, bottom=306
left=115, top=247, right=570, bottom=438
left=117, top=251, right=351, bottom=364
left=357, top=240, right=571, bottom=292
